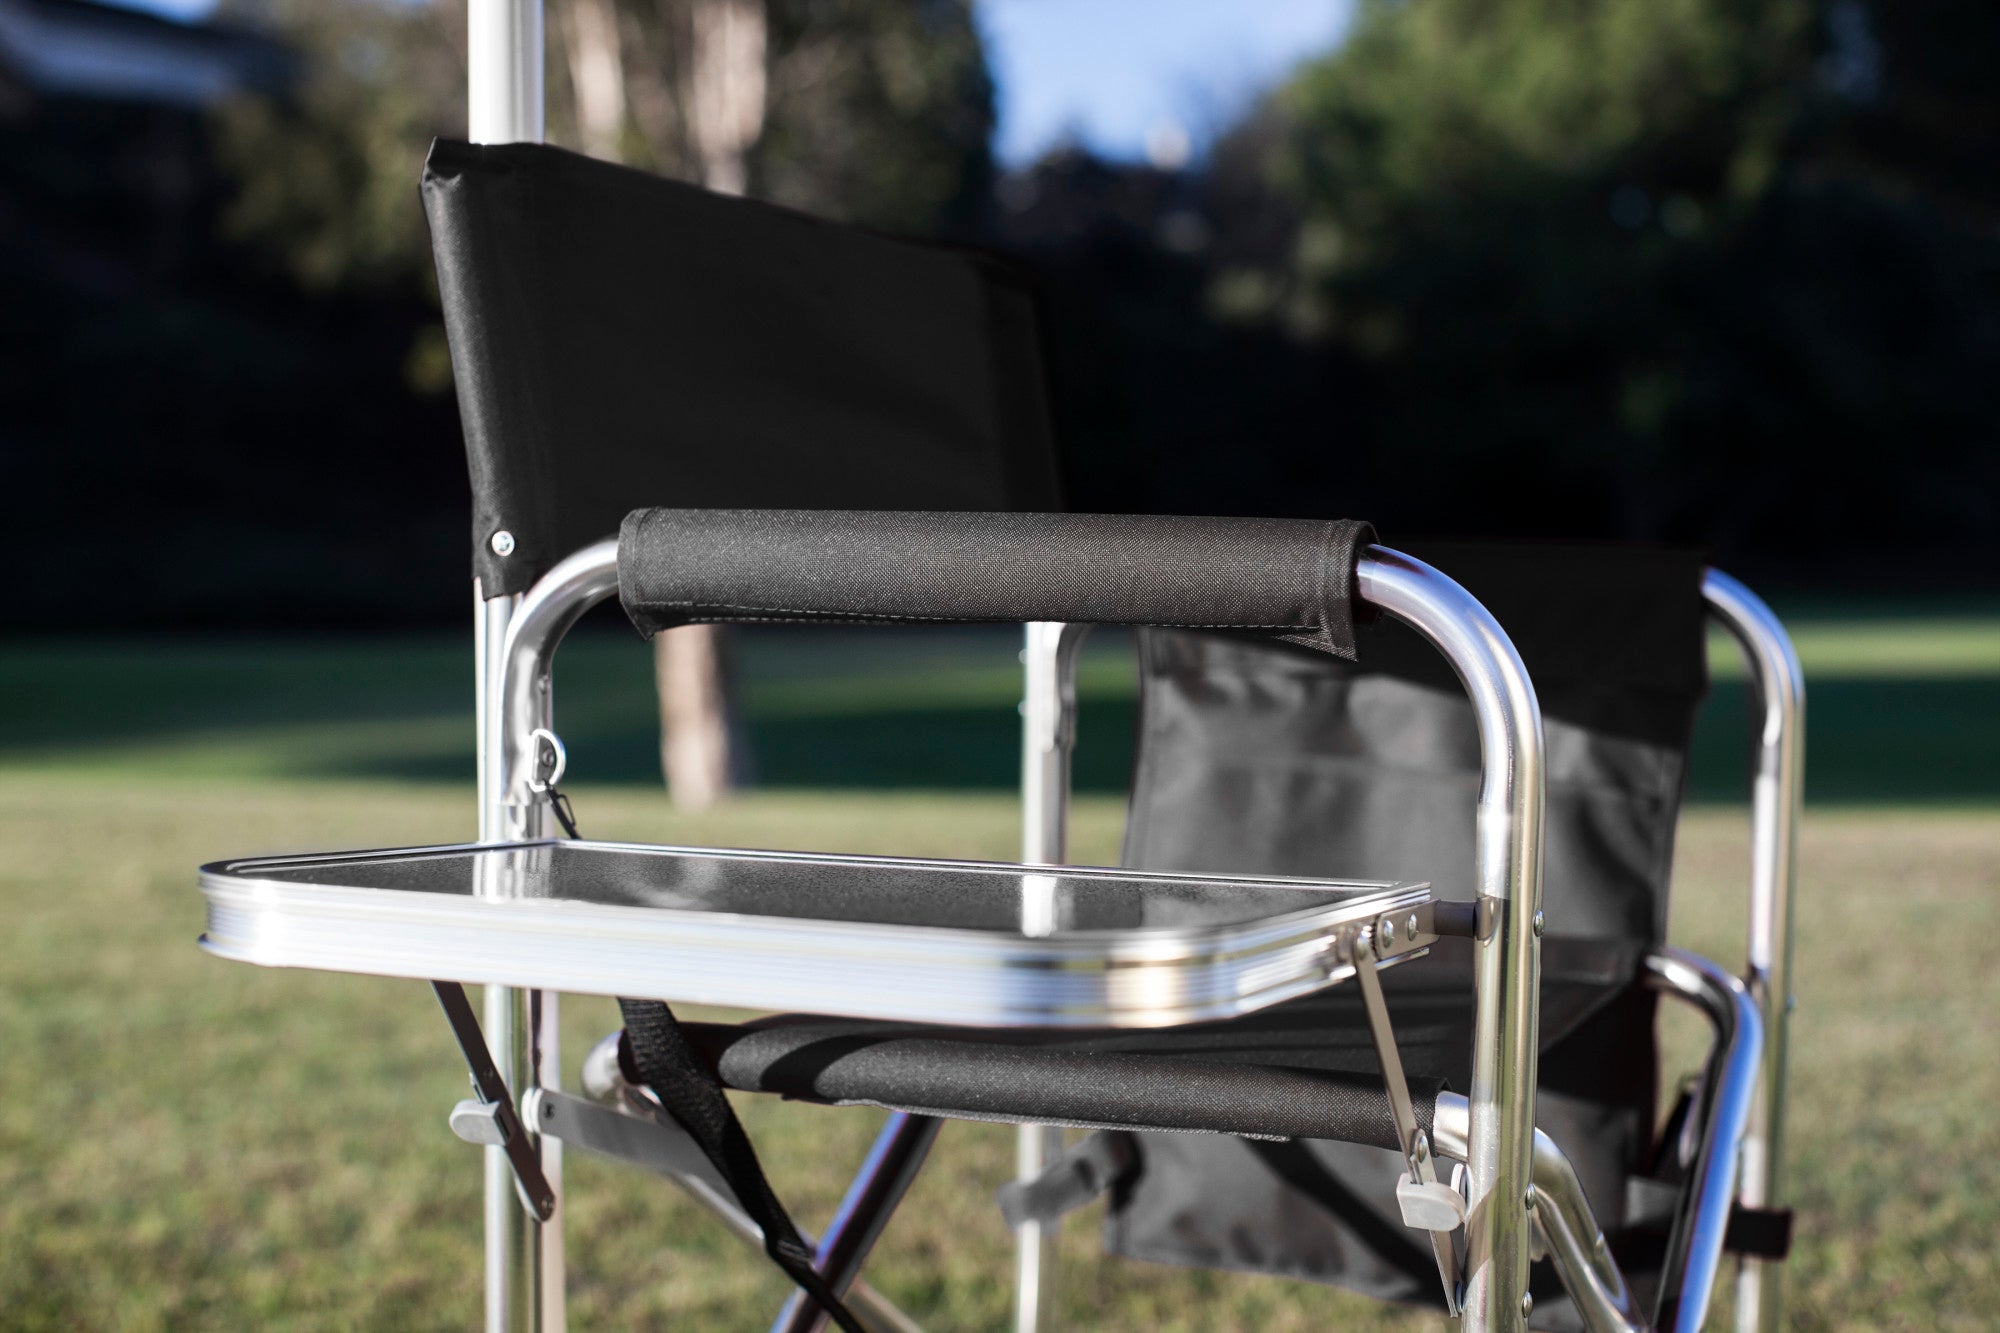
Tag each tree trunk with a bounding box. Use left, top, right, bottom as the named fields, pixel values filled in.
left=653, top=625, right=737, bottom=810
left=651, top=0, right=767, bottom=808
left=560, top=0, right=627, bottom=161
left=684, top=0, right=766, bottom=194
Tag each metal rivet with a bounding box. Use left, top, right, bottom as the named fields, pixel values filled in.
left=490, top=529, right=516, bottom=556
left=1407, top=913, right=1420, bottom=938
left=1382, top=919, right=1396, bottom=946
left=1522, top=1292, right=1535, bottom=1318
left=1532, top=910, right=1545, bottom=937
left=1524, top=1183, right=1537, bottom=1211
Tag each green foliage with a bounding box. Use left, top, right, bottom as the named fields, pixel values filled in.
left=755, top=0, right=995, bottom=232
left=212, top=0, right=466, bottom=297
left=1245, top=0, right=2000, bottom=553
left=213, top=0, right=993, bottom=308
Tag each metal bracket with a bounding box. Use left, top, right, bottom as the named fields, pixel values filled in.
left=431, top=980, right=557, bottom=1221
left=1341, top=926, right=1464, bottom=1316
left=523, top=1087, right=743, bottom=1209
left=525, top=727, right=567, bottom=793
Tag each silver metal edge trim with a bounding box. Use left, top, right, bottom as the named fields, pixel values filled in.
left=197, top=847, right=1426, bottom=965
left=1701, top=568, right=1802, bottom=1333
left=198, top=879, right=1431, bottom=1028
left=1360, top=545, right=1546, bottom=1332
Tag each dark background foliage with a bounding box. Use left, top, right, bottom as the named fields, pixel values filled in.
left=2, top=0, right=1994, bottom=628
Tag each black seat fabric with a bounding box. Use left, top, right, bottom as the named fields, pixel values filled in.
left=421, top=139, right=1062, bottom=596
left=680, top=937, right=1635, bottom=1147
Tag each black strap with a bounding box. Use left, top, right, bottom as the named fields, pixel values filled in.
left=619, top=1001, right=865, bottom=1332
left=545, top=787, right=863, bottom=1332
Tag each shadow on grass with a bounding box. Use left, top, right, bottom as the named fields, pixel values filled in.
left=3, top=634, right=1996, bottom=805
left=581, top=678, right=2000, bottom=805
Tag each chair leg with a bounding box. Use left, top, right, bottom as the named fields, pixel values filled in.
left=770, top=1112, right=942, bottom=1333
left=477, top=585, right=566, bottom=1333
left=1012, top=1125, right=1064, bottom=1332
left=1014, top=622, right=1088, bottom=1333
left=1358, top=549, right=1546, bottom=1332
left=1435, top=1093, right=1646, bottom=1333
left=573, top=1033, right=929, bottom=1332
left=1645, top=950, right=1765, bottom=1333
left=1703, top=571, right=1802, bottom=1333
left=1434, top=948, right=1763, bottom=1333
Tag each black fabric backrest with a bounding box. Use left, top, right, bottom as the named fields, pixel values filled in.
left=1109, top=543, right=1709, bottom=1322
left=421, top=140, right=1063, bottom=596
left=1124, top=540, right=1709, bottom=944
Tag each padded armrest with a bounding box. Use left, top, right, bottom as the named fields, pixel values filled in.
left=618, top=509, right=1378, bottom=658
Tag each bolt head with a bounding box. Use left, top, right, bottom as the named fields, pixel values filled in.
left=489, top=529, right=516, bottom=557
left=1524, top=1183, right=1538, bottom=1210
left=1408, top=912, right=1420, bottom=939
left=1383, top=919, right=1397, bottom=946
left=1522, top=1292, right=1535, bottom=1318
left=1532, top=910, right=1545, bottom=937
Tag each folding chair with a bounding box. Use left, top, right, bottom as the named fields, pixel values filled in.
left=1003, top=544, right=1802, bottom=1333
left=195, top=139, right=1801, bottom=1333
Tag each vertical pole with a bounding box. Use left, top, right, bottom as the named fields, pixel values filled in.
left=1358, top=551, right=1544, bottom=1333
left=477, top=585, right=563, bottom=1333
left=1013, top=622, right=1088, bottom=1333
left=1702, top=571, right=1802, bottom=1333
left=469, top=0, right=545, bottom=144
left=468, top=0, right=549, bottom=1325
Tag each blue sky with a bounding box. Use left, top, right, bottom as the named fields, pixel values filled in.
left=111, top=0, right=1351, bottom=164
left=978, top=1, right=1351, bottom=165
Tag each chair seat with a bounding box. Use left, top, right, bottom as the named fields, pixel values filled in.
left=682, top=937, right=1639, bottom=1148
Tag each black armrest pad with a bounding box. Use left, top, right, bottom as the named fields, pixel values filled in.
left=617, top=509, right=1377, bottom=658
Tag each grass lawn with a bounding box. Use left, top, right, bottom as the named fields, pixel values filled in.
left=0, top=610, right=1995, bottom=1328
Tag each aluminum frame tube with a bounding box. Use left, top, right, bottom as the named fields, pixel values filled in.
left=469, top=0, right=545, bottom=1318
left=468, top=0, right=544, bottom=144
left=1357, top=547, right=1545, bottom=1332
left=483, top=543, right=622, bottom=1332
left=771, top=1112, right=944, bottom=1333
left=1434, top=1093, right=1645, bottom=1333
left=1700, top=570, right=1802, bottom=1333
left=1013, top=621, right=1090, bottom=1333
left=1432, top=950, right=1761, bottom=1333
left=489, top=547, right=620, bottom=1333
left=1643, top=949, right=1764, bottom=1332
left=497, top=540, right=621, bottom=806
left=478, top=584, right=564, bottom=1333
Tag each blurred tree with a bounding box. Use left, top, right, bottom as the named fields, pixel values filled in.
left=213, top=0, right=466, bottom=296
left=215, top=0, right=994, bottom=303
left=651, top=0, right=768, bottom=810
left=754, top=0, right=995, bottom=233
left=1215, top=0, right=2000, bottom=571
left=212, top=0, right=468, bottom=388
left=214, top=0, right=996, bottom=801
